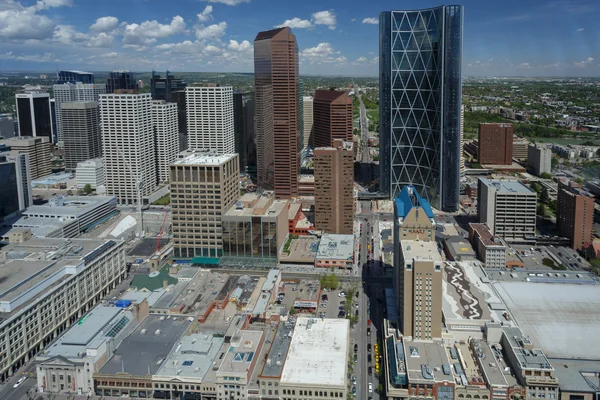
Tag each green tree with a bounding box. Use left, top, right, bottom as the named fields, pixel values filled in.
left=540, top=187, right=550, bottom=204
left=539, top=172, right=552, bottom=179
left=537, top=203, right=546, bottom=217
left=575, top=177, right=584, bottom=185
left=590, top=259, right=600, bottom=276
left=289, top=307, right=297, bottom=315
left=83, top=183, right=93, bottom=195
left=551, top=156, right=559, bottom=169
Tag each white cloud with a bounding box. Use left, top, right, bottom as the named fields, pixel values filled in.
left=275, top=17, right=312, bottom=29
left=203, top=0, right=249, bottom=5
left=354, top=56, right=367, bottom=63
left=203, top=45, right=223, bottom=55
left=301, top=42, right=345, bottom=65
left=102, top=52, right=118, bottom=58
left=53, top=24, right=115, bottom=48
left=227, top=39, right=252, bottom=52
left=197, top=6, right=213, bottom=22
left=312, top=10, right=336, bottom=30
left=573, top=57, right=594, bottom=67
left=156, top=40, right=203, bottom=54
left=89, top=16, right=119, bottom=32
left=34, top=0, right=72, bottom=10
left=362, top=17, right=378, bottom=24
left=123, top=15, right=186, bottom=46
left=195, top=21, right=227, bottom=40
left=0, top=51, right=60, bottom=62
left=0, top=0, right=58, bottom=40
left=576, top=27, right=584, bottom=31
left=351, top=18, right=356, bottom=22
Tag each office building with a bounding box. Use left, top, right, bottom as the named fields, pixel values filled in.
left=150, top=70, right=186, bottom=102
left=0, top=153, right=31, bottom=220
left=478, top=123, right=513, bottom=165
left=106, top=70, right=138, bottom=93
left=76, top=158, right=105, bottom=189
left=460, top=104, right=465, bottom=174
left=313, top=90, right=353, bottom=148
left=379, top=6, right=463, bottom=211
left=393, top=185, right=436, bottom=243
left=397, top=240, right=443, bottom=340
left=557, top=181, right=595, bottom=250
left=171, top=90, right=187, bottom=150
left=50, top=99, right=56, bottom=143
left=151, top=100, right=179, bottom=183
left=222, top=192, right=288, bottom=263
left=528, top=144, right=552, bottom=176
left=478, top=179, right=537, bottom=241
left=315, top=233, right=355, bottom=269
left=513, top=137, right=530, bottom=160
left=254, top=27, right=300, bottom=198
left=233, top=91, right=255, bottom=171
left=53, top=82, right=106, bottom=143
left=170, top=151, right=239, bottom=261
left=0, top=136, right=52, bottom=179
left=61, top=101, right=102, bottom=170
left=303, top=96, right=314, bottom=150
left=56, top=70, right=94, bottom=84
left=0, top=115, right=16, bottom=138
left=314, top=139, right=354, bottom=234
left=186, top=84, right=235, bottom=154
left=15, top=92, right=53, bottom=142
left=100, top=93, right=156, bottom=205
left=0, top=237, right=126, bottom=382
left=469, top=223, right=507, bottom=268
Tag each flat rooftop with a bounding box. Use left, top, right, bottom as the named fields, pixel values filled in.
left=23, top=196, right=115, bottom=218
left=173, top=151, right=236, bottom=166
left=404, top=339, right=452, bottom=383
left=280, top=236, right=318, bottom=264
left=224, top=197, right=288, bottom=218
left=260, top=320, right=295, bottom=378
left=315, top=234, right=354, bottom=261
left=550, top=358, right=600, bottom=393
left=486, top=269, right=596, bottom=284
left=470, top=223, right=506, bottom=247
left=473, top=339, right=509, bottom=386
left=442, top=262, right=494, bottom=322
left=503, top=326, right=554, bottom=370
left=156, top=332, right=224, bottom=380
left=494, top=282, right=600, bottom=359
left=217, top=330, right=263, bottom=375
left=280, top=317, right=349, bottom=388
left=99, top=315, right=192, bottom=376
left=479, top=179, right=533, bottom=194
left=401, top=240, right=442, bottom=261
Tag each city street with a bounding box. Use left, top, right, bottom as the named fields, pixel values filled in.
left=356, top=88, right=374, bottom=184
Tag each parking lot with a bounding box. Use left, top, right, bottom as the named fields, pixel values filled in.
left=316, top=288, right=359, bottom=319
left=510, top=245, right=590, bottom=271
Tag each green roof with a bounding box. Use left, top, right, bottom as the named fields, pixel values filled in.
left=130, top=264, right=177, bottom=292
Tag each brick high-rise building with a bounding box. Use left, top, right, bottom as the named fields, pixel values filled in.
left=254, top=27, right=300, bottom=198
left=314, top=139, right=354, bottom=234
left=557, top=181, right=595, bottom=250
left=478, top=123, right=513, bottom=165
left=313, top=90, right=353, bottom=148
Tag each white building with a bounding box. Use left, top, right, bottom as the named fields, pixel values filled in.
left=0, top=237, right=126, bottom=382
left=53, top=83, right=106, bottom=143
left=152, top=100, right=179, bottom=183
left=186, top=85, right=234, bottom=154
left=478, top=179, right=537, bottom=241
left=527, top=144, right=552, bottom=176
left=76, top=158, right=105, bottom=189
left=100, top=92, right=156, bottom=205
left=303, top=96, right=313, bottom=150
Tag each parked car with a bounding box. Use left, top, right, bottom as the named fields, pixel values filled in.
left=354, top=353, right=358, bottom=363
left=339, top=291, right=347, bottom=297
left=13, top=377, right=26, bottom=389
left=368, top=366, right=373, bottom=374
left=369, top=382, right=373, bottom=393
left=368, top=343, right=372, bottom=352
left=354, top=344, right=358, bottom=353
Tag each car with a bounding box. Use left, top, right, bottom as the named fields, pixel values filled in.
left=355, top=291, right=360, bottom=298
left=352, top=375, right=357, bottom=384
left=13, top=377, right=26, bottom=389
left=367, top=319, right=371, bottom=326
left=354, top=344, right=358, bottom=353
left=338, top=311, right=346, bottom=318
left=339, top=292, right=347, bottom=297
left=321, top=303, right=327, bottom=309
left=369, top=382, right=373, bottom=393
left=356, top=303, right=359, bottom=309
left=367, top=327, right=371, bottom=336
left=321, top=294, right=328, bottom=300
left=355, top=309, right=359, bottom=316
left=354, top=354, right=358, bottom=363
left=368, top=343, right=372, bottom=352
left=368, top=354, right=372, bottom=363
left=352, top=387, right=357, bottom=396
left=340, top=300, right=346, bottom=305
left=339, top=306, right=345, bottom=311
left=368, top=366, right=373, bottom=374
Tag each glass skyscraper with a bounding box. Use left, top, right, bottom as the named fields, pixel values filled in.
left=379, top=6, right=463, bottom=212
left=56, top=70, right=94, bottom=84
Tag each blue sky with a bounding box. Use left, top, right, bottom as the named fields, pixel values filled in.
left=0, top=0, right=598, bottom=76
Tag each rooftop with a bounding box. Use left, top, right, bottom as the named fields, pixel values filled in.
left=280, top=317, right=349, bottom=388
left=442, top=262, right=495, bottom=323
left=172, top=151, right=237, bottom=166
left=403, top=339, right=452, bottom=383
left=315, top=234, right=354, bottom=261
left=260, top=320, right=295, bottom=378
left=550, top=358, right=600, bottom=393
left=32, top=172, right=73, bottom=186
left=479, top=178, right=534, bottom=194
left=394, top=185, right=435, bottom=219
left=401, top=240, right=442, bottom=261
left=224, top=194, right=288, bottom=218
left=445, top=237, right=477, bottom=260
left=22, top=196, right=115, bottom=218
left=217, top=330, right=263, bottom=376
left=470, top=223, right=507, bottom=247
left=503, top=326, right=554, bottom=370
left=156, top=332, right=225, bottom=380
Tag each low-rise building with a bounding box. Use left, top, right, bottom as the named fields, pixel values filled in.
left=513, top=137, right=530, bottom=161
left=469, top=223, right=507, bottom=268
left=314, top=233, right=354, bottom=269
left=443, top=236, right=477, bottom=262
left=76, top=158, right=105, bottom=189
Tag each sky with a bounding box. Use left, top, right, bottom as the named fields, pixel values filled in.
left=0, top=0, right=598, bottom=77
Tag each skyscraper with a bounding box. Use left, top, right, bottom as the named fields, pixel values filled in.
left=557, top=181, right=595, bottom=250
left=233, top=91, right=255, bottom=171
left=61, top=101, right=102, bottom=170
left=314, top=139, right=354, bottom=234
left=15, top=92, right=53, bottom=142
left=0, top=153, right=31, bottom=221
left=313, top=90, right=353, bottom=148
left=186, top=84, right=235, bottom=154
left=53, top=83, right=106, bottom=143
left=303, top=96, right=314, bottom=151
left=150, top=71, right=187, bottom=102
left=254, top=27, right=300, bottom=198
left=106, top=70, right=138, bottom=93
left=171, top=90, right=188, bottom=151
left=151, top=100, right=179, bottom=183
left=379, top=6, right=463, bottom=211
left=99, top=92, right=156, bottom=205
left=56, top=70, right=94, bottom=84
left=0, top=136, right=52, bottom=179
left=478, top=123, right=513, bottom=165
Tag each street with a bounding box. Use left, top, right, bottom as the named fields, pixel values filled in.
left=356, top=88, right=374, bottom=184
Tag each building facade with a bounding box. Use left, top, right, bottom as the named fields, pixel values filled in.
left=171, top=91, right=187, bottom=150
left=513, top=137, right=529, bottom=160
left=233, top=91, right=255, bottom=172
left=106, top=71, right=138, bottom=93
left=0, top=136, right=52, bottom=179
left=469, top=223, right=507, bottom=268
left=56, top=70, right=94, bottom=84
left=150, top=70, right=186, bottom=102
left=314, top=139, right=354, bottom=234
left=478, top=179, right=537, bottom=241
left=254, top=27, right=300, bottom=198
left=61, top=101, right=102, bottom=170
left=302, top=96, right=314, bottom=151
left=394, top=185, right=436, bottom=246
left=151, top=100, right=179, bottom=183
left=478, top=123, right=513, bottom=165
left=186, top=85, right=235, bottom=154
left=557, top=181, right=595, bottom=250
left=313, top=90, right=353, bottom=148
left=16, top=92, right=53, bottom=142
left=76, top=158, right=105, bottom=189
left=527, top=144, right=552, bottom=176
left=170, top=151, right=240, bottom=260
left=0, top=153, right=31, bottom=220
left=100, top=93, right=156, bottom=205
left=53, top=83, right=106, bottom=143
left=379, top=6, right=463, bottom=211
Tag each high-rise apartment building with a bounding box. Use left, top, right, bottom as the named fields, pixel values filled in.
left=15, top=92, right=53, bottom=142
left=150, top=71, right=187, bottom=102
left=61, top=101, right=102, bottom=170
left=313, top=90, right=353, bottom=148
left=186, top=84, right=235, bottom=154
left=53, top=83, right=106, bottom=143
left=106, top=70, right=138, bottom=93
left=99, top=93, right=156, bottom=205
left=233, top=91, right=255, bottom=171
left=0, top=136, right=52, bottom=179
left=397, top=240, right=442, bottom=340
left=478, top=179, right=537, bottom=241
left=56, top=70, right=94, bottom=84
left=151, top=100, right=179, bottom=183
left=298, top=80, right=305, bottom=161
left=379, top=6, right=463, bottom=211
left=0, top=153, right=31, bottom=220
left=478, top=123, right=513, bottom=165
left=314, top=139, right=354, bottom=234
left=527, top=144, right=552, bottom=176
left=170, top=151, right=239, bottom=260
left=557, top=181, right=595, bottom=250
left=303, top=96, right=314, bottom=151
left=254, top=27, right=300, bottom=198
left=171, top=91, right=188, bottom=150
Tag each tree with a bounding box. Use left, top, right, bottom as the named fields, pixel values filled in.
left=551, top=156, right=559, bottom=169
left=540, top=187, right=550, bottom=204
left=575, top=177, right=584, bottom=185
left=289, top=307, right=297, bottom=315
left=83, top=183, right=93, bottom=195
left=590, top=259, right=600, bottom=276
left=537, top=203, right=546, bottom=217
left=319, top=273, right=339, bottom=291
left=539, top=172, right=552, bottom=179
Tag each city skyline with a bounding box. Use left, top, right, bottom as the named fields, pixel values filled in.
left=0, top=0, right=597, bottom=77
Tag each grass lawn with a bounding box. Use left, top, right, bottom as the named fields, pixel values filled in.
left=366, top=108, right=379, bottom=122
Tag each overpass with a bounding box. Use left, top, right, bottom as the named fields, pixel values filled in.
left=357, top=191, right=389, bottom=200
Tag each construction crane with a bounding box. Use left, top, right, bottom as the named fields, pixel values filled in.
left=114, top=146, right=144, bottom=237
left=155, top=209, right=169, bottom=253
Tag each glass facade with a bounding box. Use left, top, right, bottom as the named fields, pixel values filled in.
left=222, top=218, right=279, bottom=261
left=379, top=6, right=463, bottom=212
left=150, top=71, right=187, bottom=102
left=56, top=70, right=94, bottom=84
left=107, top=71, right=138, bottom=93
left=32, top=97, right=52, bottom=140
left=0, top=162, right=19, bottom=220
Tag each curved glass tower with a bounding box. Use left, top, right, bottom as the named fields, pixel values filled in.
left=379, top=6, right=463, bottom=212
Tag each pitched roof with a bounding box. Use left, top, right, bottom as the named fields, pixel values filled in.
left=313, top=90, right=352, bottom=104
left=394, top=185, right=434, bottom=219
left=255, top=27, right=287, bottom=41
